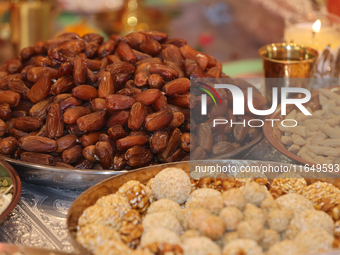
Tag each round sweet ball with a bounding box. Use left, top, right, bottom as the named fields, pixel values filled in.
left=276, top=193, right=314, bottom=216
left=183, top=236, right=222, bottom=255
left=266, top=208, right=294, bottom=233
left=222, top=232, right=239, bottom=247
left=236, top=220, right=265, bottom=243
left=242, top=182, right=269, bottom=206
left=222, top=239, right=264, bottom=255
left=222, top=188, right=246, bottom=210
left=95, top=194, right=131, bottom=217
left=176, top=208, right=196, bottom=230
left=219, top=207, right=243, bottom=231
left=267, top=240, right=307, bottom=255
left=78, top=205, right=122, bottom=230
left=187, top=208, right=212, bottom=230
left=295, top=228, right=334, bottom=253
left=143, top=212, right=183, bottom=235
left=140, top=227, right=181, bottom=247
left=76, top=223, right=121, bottom=252
left=185, top=188, right=223, bottom=214
left=147, top=199, right=181, bottom=216
left=243, top=203, right=266, bottom=224
left=285, top=210, right=334, bottom=239
left=130, top=250, right=153, bottom=255
left=260, top=229, right=280, bottom=251
left=198, top=215, right=226, bottom=240
left=181, top=229, right=201, bottom=242
left=260, top=197, right=279, bottom=214
left=151, top=167, right=191, bottom=204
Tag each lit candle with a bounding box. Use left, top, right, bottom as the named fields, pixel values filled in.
left=285, top=15, right=340, bottom=77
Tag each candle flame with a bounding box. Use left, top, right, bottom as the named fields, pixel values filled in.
left=312, top=19, right=321, bottom=33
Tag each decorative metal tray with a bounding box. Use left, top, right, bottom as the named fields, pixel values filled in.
left=1, top=133, right=262, bottom=189
left=66, top=159, right=340, bottom=253
left=0, top=243, right=75, bottom=255
left=0, top=157, right=21, bottom=223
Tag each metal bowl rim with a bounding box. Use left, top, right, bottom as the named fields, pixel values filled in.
left=0, top=157, right=22, bottom=222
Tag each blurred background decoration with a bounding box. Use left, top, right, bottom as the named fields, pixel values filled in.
left=0, top=0, right=338, bottom=77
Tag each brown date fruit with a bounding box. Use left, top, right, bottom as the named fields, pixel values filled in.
left=149, top=64, right=178, bottom=80
left=144, top=110, right=173, bottom=132
left=95, top=141, right=114, bottom=169
left=0, top=103, right=12, bottom=120
left=0, top=73, right=21, bottom=90
left=184, top=59, right=203, bottom=79
left=124, top=145, right=153, bottom=167
left=35, top=56, right=53, bottom=67
left=117, top=41, right=136, bottom=64
left=166, top=148, right=187, bottom=163
left=105, top=94, right=135, bottom=110
left=157, top=128, right=181, bottom=163
left=73, top=57, right=87, bottom=85
left=48, top=47, right=77, bottom=63
left=8, top=78, right=30, bottom=100
left=27, top=74, right=52, bottom=103
left=233, top=125, right=249, bottom=143
left=6, top=57, right=22, bottom=74
left=107, top=111, right=129, bottom=127
left=50, top=76, right=74, bottom=95
left=14, top=116, right=43, bottom=132
left=152, top=93, right=167, bottom=112
left=214, top=133, right=228, bottom=144
left=139, top=30, right=168, bottom=42
left=207, top=99, right=228, bottom=118
left=20, top=65, right=33, bottom=81
left=0, top=119, right=7, bottom=137
left=196, top=123, right=213, bottom=152
left=165, top=38, right=187, bottom=47
left=83, top=145, right=97, bottom=163
left=46, top=103, right=64, bottom=139
left=62, top=144, right=83, bottom=164
left=77, top=110, right=107, bottom=132
left=56, top=134, right=77, bottom=153
left=67, top=125, right=85, bottom=136
left=191, top=146, right=206, bottom=160
left=98, top=40, right=116, bottom=58
left=72, top=85, right=98, bottom=101
left=150, top=131, right=169, bottom=154
left=58, top=62, right=73, bottom=77
left=162, top=44, right=183, bottom=68
left=28, top=96, right=54, bottom=119
left=20, top=47, right=36, bottom=61
left=0, top=90, right=21, bottom=107
left=98, top=71, right=114, bottom=98
left=54, top=162, right=75, bottom=169
left=21, top=152, right=53, bottom=165
left=59, top=96, right=82, bottom=112
left=148, top=74, right=164, bottom=89
left=34, top=41, right=47, bottom=55
left=8, top=128, right=28, bottom=140
left=19, top=136, right=57, bottom=153
left=168, top=92, right=195, bottom=109
left=108, top=125, right=127, bottom=140
left=82, top=33, right=104, bottom=44
left=74, top=159, right=93, bottom=169
left=134, top=89, right=161, bottom=105
left=162, top=78, right=190, bottom=96
left=64, top=106, right=92, bottom=125
left=26, top=67, right=58, bottom=82
left=91, top=98, right=107, bottom=112
left=134, top=71, right=149, bottom=87
left=212, top=141, right=235, bottom=157
left=99, top=133, right=116, bottom=150
left=116, top=135, right=148, bottom=151
left=139, top=37, right=162, bottom=55
left=128, top=102, right=146, bottom=131
left=168, top=112, right=185, bottom=129
left=113, top=152, right=126, bottom=170
left=0, top=136, right=17, bottom=155
left=124, top=32, right=146, bottom=49
left=79, top=131, right=104, bottom=147
left=180, top=132, right=195, bottom=152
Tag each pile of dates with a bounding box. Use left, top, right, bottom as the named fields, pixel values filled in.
left=0, top=30, right=264, bottom=170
